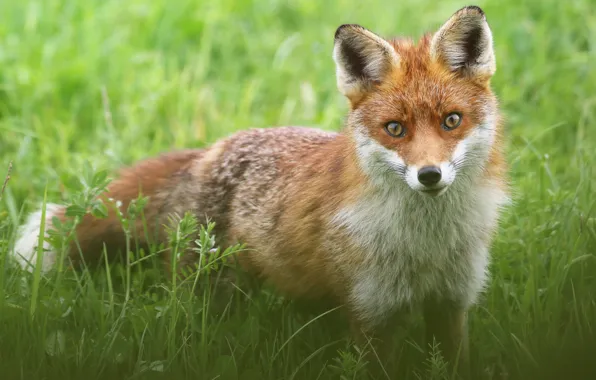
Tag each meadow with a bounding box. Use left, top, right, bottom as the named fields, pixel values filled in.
left=1, top=0, right=595, bottom=379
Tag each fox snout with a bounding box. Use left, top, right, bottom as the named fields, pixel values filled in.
left=406, top=162, right=455, bottom=197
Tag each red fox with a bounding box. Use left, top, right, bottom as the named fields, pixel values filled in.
left=13, top=5, right=508, bottom=375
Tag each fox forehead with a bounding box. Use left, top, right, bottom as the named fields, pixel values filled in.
left=362, top=36, right=494, bottom=121
left=351, top=36, right=497, bottom=164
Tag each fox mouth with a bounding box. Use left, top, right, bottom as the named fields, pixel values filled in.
left=419, top=187, right=448, bottom=197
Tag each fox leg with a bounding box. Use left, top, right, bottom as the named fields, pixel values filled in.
left=423, top=298, right=470, bottom=378
left=347, top=311, right=398, bottom=379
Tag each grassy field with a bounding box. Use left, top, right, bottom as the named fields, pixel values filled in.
left=1, top=0, right=596, bottom=379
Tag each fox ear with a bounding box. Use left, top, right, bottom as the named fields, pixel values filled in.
left=430, top=6, right=496, bottom=80
left=333, top=24, right=399, bottom=103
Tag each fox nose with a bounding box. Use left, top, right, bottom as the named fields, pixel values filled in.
left=417, top=166, right=442, bottom=187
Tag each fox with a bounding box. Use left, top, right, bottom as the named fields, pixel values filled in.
left=13, top=5, right=508, bottom=377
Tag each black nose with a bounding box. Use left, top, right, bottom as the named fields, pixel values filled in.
left=417, top=166, right=442, bottom=186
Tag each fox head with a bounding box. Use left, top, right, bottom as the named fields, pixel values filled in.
left=333, top=6, right=500, bottom=197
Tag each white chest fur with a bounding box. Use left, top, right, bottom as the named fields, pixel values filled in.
left=332, top=182, right=508, bottom=328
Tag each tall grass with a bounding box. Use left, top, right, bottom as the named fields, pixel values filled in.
left=1, top=0, right=595, bottom=379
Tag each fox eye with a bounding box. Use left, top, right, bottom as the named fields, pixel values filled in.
left=443, top=112, right=462, bottom=130
left=384, top=121, right=406, bottom=138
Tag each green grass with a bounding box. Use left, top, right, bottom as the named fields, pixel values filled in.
left=1, top=0, right=596, bottom=379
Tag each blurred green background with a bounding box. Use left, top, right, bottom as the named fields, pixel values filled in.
left=1, top=0, right=595, bottom=379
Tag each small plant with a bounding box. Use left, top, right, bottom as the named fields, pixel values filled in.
left=327, top=345, right=371, bottom=380
left=413, top=340, right=450, bottom=380
left=46, top=163, right=114, bottom=274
